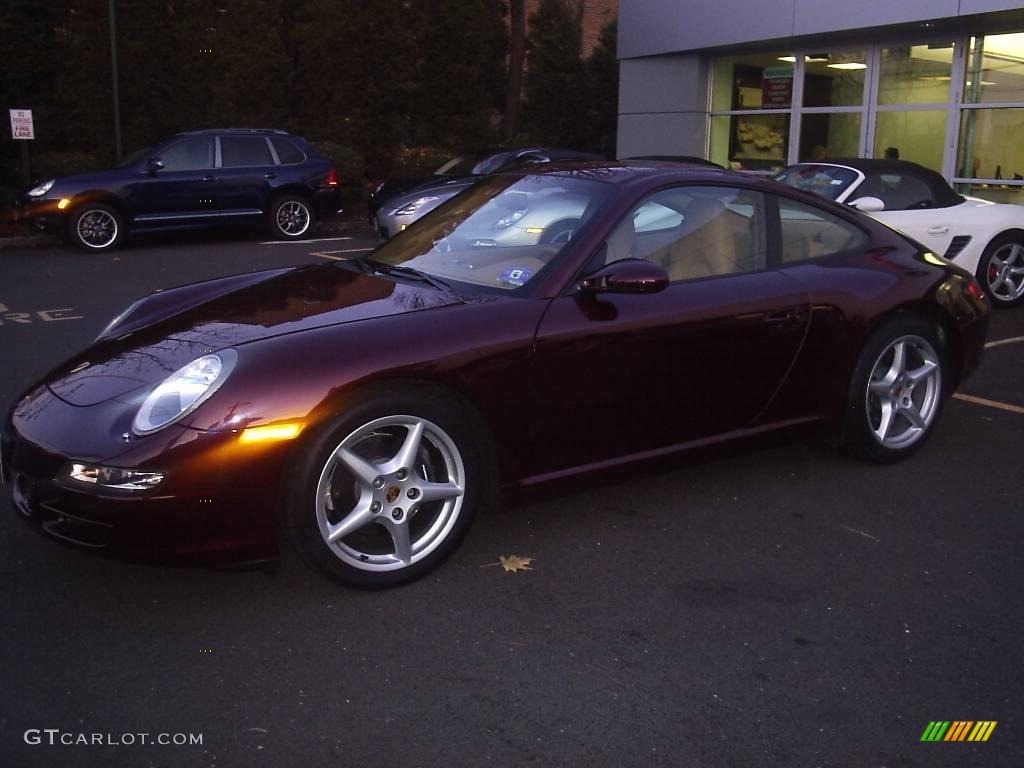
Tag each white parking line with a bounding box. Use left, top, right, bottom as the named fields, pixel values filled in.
left=985, top=335, right=1024, bottom=349
left=953, top=393, right=1024, bottom=415
left=258, top=236, right=354, bottom=245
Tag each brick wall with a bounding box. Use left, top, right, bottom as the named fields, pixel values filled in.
left=524, top=0, right=619, bottom=56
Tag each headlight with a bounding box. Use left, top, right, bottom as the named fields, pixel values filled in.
left=393, top=196, right=439, bottom=216
left=494, top=208, right=528, bottom=229
left=27, top=179, right=55, bottom=197
left=133, top=350, right=238, bottom=435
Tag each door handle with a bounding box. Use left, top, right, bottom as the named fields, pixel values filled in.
left=927, top=225, right=949, bottom=235
left=764, top=307, right=806, bottom=328
left=264, top=172, right=277, bottom=180
left=201, top=176, right=215, bottom=182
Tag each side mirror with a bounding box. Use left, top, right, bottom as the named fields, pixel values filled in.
left=849, top=196, right=884, bottom=212
left=147, top=157, right=165, bottom=173
left=580, top=258, right=669, bottom=295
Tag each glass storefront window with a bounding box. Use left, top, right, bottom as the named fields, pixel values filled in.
left=957, top=107, right=1024, bottom=179
left=964, top=33, right=1024, bottom=104
left=955, top=183, right=1024, bottom=204
left=711, top=53, right=795, bottom=111
left=878, top=44, right=955, bottom=105
left=803, top=52, right=867, bottom=107
left=873, top=111, right=948, bottom=171
left=799, top=112, right=861, bottom=161
left=710, top=114, right=790, bottom=173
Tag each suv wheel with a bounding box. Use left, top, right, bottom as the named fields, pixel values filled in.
left=269, top=195, right=315, bottom=240
left=69, top=204, right=123, bottom=251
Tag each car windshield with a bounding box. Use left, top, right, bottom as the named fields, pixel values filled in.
left=433, top=154, right=485, bottom=176
left=365, top=173, right=612, bottom=294
left=774, top=164, right=860, bottom=201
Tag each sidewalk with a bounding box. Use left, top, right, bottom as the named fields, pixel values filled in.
left=0, top=217, right=377, bottom=250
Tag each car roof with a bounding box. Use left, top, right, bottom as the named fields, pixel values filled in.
left=505, top=159, right=742, bottom=187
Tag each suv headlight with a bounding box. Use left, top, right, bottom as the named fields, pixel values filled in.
left=133, top=350, right=238, bottom=435
left=27, top=179, right=55, bottom=197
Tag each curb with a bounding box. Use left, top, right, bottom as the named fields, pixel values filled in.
left=0, top=233, right=62, bottom=250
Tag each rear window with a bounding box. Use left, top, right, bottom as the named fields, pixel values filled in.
left=220, top=136, right=274, bottom=168
left=270, top=136, right=306, bottom=165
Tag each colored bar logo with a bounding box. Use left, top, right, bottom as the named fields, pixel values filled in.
left=920, top=721, right=997, bottom=742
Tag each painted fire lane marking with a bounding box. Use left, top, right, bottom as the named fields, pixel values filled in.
left=953, top=393, right=1024, bottom=415
left=0, top=302, right=83, bottom=326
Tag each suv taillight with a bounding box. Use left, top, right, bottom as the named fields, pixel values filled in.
left=325, top=168, right=339, bottom=186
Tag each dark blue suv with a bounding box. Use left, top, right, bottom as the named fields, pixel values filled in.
left=20, top=129, right=341, bottom=251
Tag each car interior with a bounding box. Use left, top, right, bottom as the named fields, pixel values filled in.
left=605, top=188, right=766, bottom=280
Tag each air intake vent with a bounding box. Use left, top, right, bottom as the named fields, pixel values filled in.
left=943, top=235, right=972, bottom=260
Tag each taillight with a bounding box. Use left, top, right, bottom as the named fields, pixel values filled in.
left=966, top=279, right=985, bottom=301
left=325, top=167, right=339, bottom=186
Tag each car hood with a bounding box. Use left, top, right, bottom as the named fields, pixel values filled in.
left=46, top=265, right=464, bottom=406
left=49, top=167, right=134, bottom=190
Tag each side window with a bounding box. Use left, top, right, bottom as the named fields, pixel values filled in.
left=605, top=186, right=767, bottom=282
left=158, top=138, right=213, bottom=172
left=777, top=196, right=867, bottom=262
left=269, top=136, right=306, bottom=165
left=858, top=173, right=934, bottom=210
left=220, top=136, right=275, bottom=168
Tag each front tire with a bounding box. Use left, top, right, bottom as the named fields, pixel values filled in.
left=69, top=204, right=123, bottom=251
left=269, top=194, right=315, bottom=240
left=281, top=388, right=491, bottom=588
left=844, top=316, right=945, bottom=463
left=976, top=233, right=1024, bottom=307
left=540, top=218, right=581, bottom=245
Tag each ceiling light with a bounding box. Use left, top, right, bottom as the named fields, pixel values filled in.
left=828, top=62, right=867, bottom=70
left=777, top=56, right=796, bottom=62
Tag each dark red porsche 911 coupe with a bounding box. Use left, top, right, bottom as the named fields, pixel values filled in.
left=2, top=162, right=990, bottom=588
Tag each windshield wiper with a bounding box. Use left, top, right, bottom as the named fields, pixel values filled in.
left=368, top=261, right=452, bottom=292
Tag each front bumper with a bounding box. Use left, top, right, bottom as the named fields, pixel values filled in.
left=16, top=197, right=69, bottom=235
left=3, top=387, right=291, bottom=563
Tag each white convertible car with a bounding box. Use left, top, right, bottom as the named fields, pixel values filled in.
left=776, top=159, right=1024, bottom=307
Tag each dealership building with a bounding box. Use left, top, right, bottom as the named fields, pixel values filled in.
left=616, top=0, right=1024, bottom=202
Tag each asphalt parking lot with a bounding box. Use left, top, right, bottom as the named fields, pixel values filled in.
left=1, top=230, right=1023, bottom=768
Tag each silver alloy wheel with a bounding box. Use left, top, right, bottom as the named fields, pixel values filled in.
left=314, top=415, right=466, bottom=572
left=985, top=241, right=1024, bottom=303
left=276, top=200, right=311, bottom=236
left=76, top=209, right=118, bottom=249
left=865, top=334, right=941, bottom=450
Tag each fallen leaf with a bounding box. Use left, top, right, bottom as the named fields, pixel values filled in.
left=482, top=554, right=534, bottom=573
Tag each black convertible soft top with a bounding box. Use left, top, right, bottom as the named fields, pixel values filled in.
left=824, top=158, right=964, bottom=208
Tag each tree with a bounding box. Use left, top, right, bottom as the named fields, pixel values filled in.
left=587, top=19, right=619, bottom=157
left=503, top=0, right=526, bottom=141
left=522, top=0, right=589, bottom=148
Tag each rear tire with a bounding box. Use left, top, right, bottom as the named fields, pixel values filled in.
left=281, top=388, right=492, bottom=588
left=268, top=194, right=315, bottom=240
left=844, top=316, right=946, bottom=463
left=976, top=232, right=1024, bottom=308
